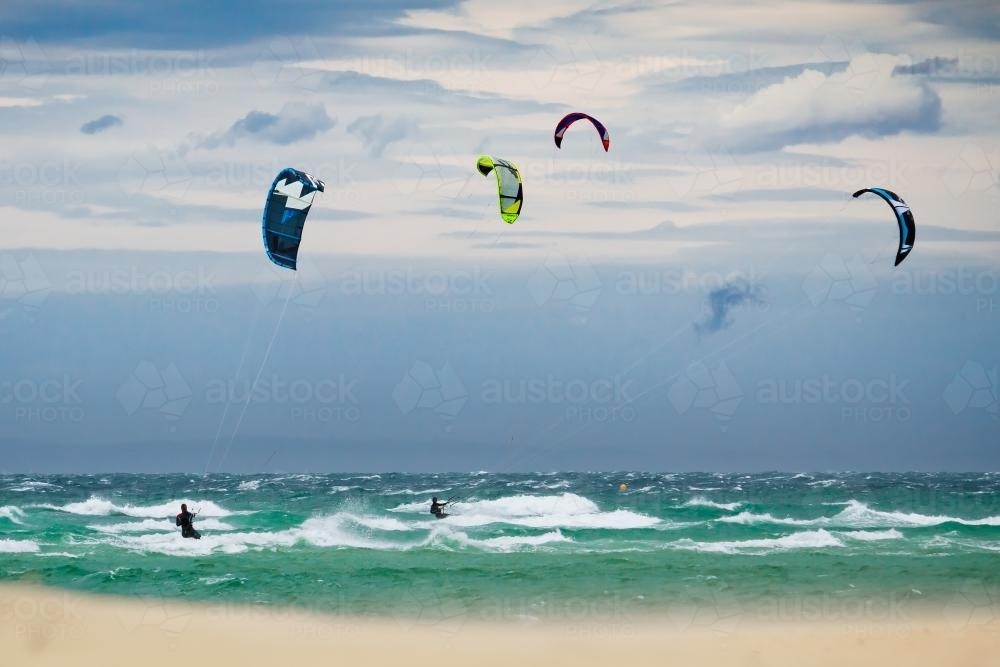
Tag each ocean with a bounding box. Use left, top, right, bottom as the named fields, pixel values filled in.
left=1, top=472, right=998, bottom=623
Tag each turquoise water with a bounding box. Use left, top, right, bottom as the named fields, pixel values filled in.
left=1, top=472, right=998, bottom=618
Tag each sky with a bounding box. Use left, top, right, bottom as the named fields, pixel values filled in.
left=0, top=0, right=997, bottom=473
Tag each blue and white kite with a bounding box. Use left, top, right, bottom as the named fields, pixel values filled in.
left=262, top=167, right=325, bottom=270
left=853, top=187, right=916, bottom=267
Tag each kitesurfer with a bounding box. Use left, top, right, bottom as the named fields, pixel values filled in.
left=176, top=503, right=201, bottom=539
left=429, top=497, right=451, bottom=519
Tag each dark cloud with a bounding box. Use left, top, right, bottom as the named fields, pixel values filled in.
left=646, top=62, right=850, bottom=96
left=323, top=72, right=563, bottom=114
left=893, top=57, right=960, bottom=77
left=80, top=114, right=122, bottom=134
left=347, top=115, right=419, bottom=158
left=726, top=83, right=944, bottom=153
left=694, top=281, right=767, bottom=336
left=892, top=56, right=1000, bottom=85
left=901, top=0, right=1000, bottom=41
left=0, top=0, right=462, bottom=47
left=199, top=102, right=334, bottom=148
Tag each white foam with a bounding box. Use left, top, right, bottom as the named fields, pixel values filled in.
left=832, top=500, right=1000, bottom=528
left=103, top=503, right=599, bottom=557
left=717, top=511, right=813, bottom=526
left=672, top=529, right=844, bottom=554
left=461, top=530, right=571, bottom=552
left=35, top=552, right=82, bottom=558
left=110, top=512, right=411, bottom=557
left=89, top=518, right=235, bottom=534
left=236, top=480, right=261, bottom=491
left=392, top=493, right=659, bottom=530
left=8, top=481, right=61, bottom=492
left=0, top=506, right=26, bottom=524
left=839, top=529, right=905, bottom=542
left=716, top=501, right=1000, bottom=529
left=0, top=539, right=40, bottom=553
left=382, top=488, right=447, bottom=496
left=682, top=497, right=743, bottom=511
left=351, top=516, right=413, bottom=532
left=280, top=514, right=408, bottom=550
left=43, top=496, right=241, bottom=518
left=445, top=509, right=658, bottom=530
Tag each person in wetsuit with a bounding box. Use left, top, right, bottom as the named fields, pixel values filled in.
left=429, top=497, right=451, bottom=519
left=175, top=503, right=201, bottom=539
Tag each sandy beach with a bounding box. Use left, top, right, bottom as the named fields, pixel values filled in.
left=2, top=584, right=997, bottom=667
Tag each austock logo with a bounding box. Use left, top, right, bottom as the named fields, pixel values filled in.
left=480, top=592, right=636, bottom=638
left=1, top=156, right=85, bottom=205
left=251, top=35, right=327, bottom=92
left=942, top=580, right=998, bottom=634
left=0, top=253, right=52, bottom=323
left=206, top=594, right=361, bottom=640
left=757, top=374, right=912, bottom=424
left=481, top=374, right=637, bottom=423
left=338, top=265, right=496, bottom=314
left=392, top=361, right=468, bottom=432
left=2, top=375, right=85, bottom=423
left=526, top=253, right=603, bottom=323
left=890, top=267, right=998, bottom=316
left=755, top=591, right=913, bottom=639
left=1, top=589, right=85, bottom=641
left=116, top=144, right=193, bottom=200
left=943, top=143, right=999, bottom=201
left=64, top=265, right=220, bottom=314
left=806, top=35, right=881, bottom=95
left=64, top=48, right=219, bottom=96
left=943, top=361, right=997, bottom=421
left=667, top=582, right=744, bottom=641
left=802, top=252, right=878, bottom=323
left=205, top=374, right=361, bottom=423
left=666, top=143, right=743, bottom=200
left=616, top=266, right=768, bottom=298
left=115, top=580, right=193, bottom=649
left=0, top=36, right=51, bottom=91
left=251, top=256, right=328, bottom=324
left=667, top=361, right=743, bottom=432
left=392, top=580, right=468, bottom=640
left=526, top=35, right=604, bottom=92
left=116, top=361, right=193, bottom=431
left=390, top=143, right=473, bottom=200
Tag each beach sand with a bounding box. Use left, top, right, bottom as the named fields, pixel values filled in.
left=1, top=584, right=997, bottom=667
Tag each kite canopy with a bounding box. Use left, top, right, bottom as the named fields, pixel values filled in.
left=852, top=187, right=916, bottom=267
left=554, top=112, right=610, bottom=152
left=477, top=156, right=523, bottom=224
left=262, top=167, right=325, bottom=270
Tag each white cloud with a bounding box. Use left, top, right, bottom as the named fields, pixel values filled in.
left=197, top=102, right=334, bottom=148
left=398, top=0, right=589, bottom=40
left=719, top=56, right=941, bottom=151
left=0, top=96, right=42, bottom=108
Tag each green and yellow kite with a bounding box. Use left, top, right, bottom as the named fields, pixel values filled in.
left=477, top=155, right=523, bottom=224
